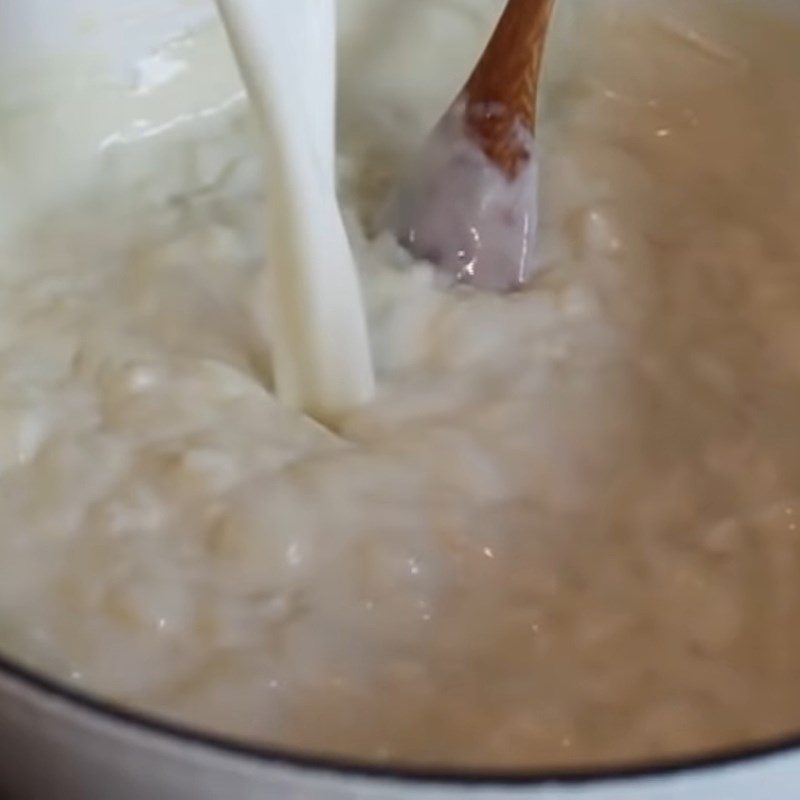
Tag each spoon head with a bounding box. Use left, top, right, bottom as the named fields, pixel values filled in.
left=385, top=100, right=541, bottom=292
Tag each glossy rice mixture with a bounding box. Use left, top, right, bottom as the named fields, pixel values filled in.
left=1, top=0, right=800, bottom=769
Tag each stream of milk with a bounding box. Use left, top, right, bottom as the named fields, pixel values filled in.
left=214, top=0, right=374, bottom=423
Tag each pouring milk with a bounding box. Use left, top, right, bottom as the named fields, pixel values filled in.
left=214, top=0, right=375, bottom=424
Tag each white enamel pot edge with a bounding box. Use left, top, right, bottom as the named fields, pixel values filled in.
left=4, top=650, right=800, bottom=800
left=2, top=1, right=800, bottom=798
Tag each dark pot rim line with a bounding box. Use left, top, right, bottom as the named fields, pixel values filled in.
left=0, top=649, right=798, bottom=787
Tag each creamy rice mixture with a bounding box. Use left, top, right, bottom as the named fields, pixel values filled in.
left=1, top=0, right=800, bottom=769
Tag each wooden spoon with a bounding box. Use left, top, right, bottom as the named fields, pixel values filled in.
left=464, top=0, right=555, bottom=178
left=386, top=0, right=556, bottom=291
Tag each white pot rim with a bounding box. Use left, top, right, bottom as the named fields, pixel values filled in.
left=1, top=648, right=798, bottom=789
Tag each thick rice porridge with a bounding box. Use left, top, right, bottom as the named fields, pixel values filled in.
left=0, top=0, right=800, bottom=769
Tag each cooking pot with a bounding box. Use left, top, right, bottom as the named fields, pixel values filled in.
left=1, top=1, right=799, bottom=797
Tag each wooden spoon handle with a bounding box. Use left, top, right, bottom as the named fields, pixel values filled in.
left=463, top=0, right=556, bottom=177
